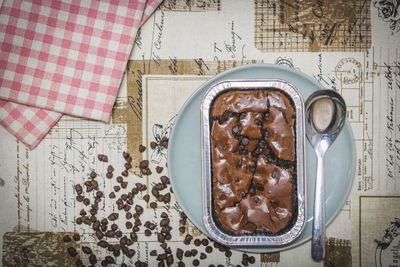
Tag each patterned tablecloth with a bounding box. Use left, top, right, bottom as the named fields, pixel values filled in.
left=0, top=1, right=399, bottom=266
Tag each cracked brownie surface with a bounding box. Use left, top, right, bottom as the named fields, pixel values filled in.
left=210, top=89, right=296, bottom=235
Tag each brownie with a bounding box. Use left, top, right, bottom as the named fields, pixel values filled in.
left=210, top=89, right=296, bottom=235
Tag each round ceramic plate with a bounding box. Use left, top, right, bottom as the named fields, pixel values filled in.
left=168, top=64, right=356, bottom=253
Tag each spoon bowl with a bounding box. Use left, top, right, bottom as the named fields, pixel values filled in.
left=305, top=90, right=346, bottom=261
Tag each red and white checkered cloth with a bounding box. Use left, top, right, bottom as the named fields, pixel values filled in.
left=0, top=0, right=162, bottom=149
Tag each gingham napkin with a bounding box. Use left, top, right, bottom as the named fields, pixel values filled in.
left=0, top=0, right=163, bottom=149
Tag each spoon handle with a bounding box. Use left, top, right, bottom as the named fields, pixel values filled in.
left=312, top=153, right=325, bottom=261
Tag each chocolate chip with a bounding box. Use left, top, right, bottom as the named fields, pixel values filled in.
left=157, top=233, right=165, bottom=243
left=121, top=181, right=128, bottom=189
left=105, top=230, right=115, bottom=238
left=160, top=218, right=170, bottom=227
left=121, top=170, right=129, bottom=177
left=116, top=230, right=122, bottom=238
left=201, top=239, right=209, bottom=246
left=139, top=160, right=149, bottom=169
left=135, top=205, right=144, bottom=215
left=105, top=256, right=115, bottom=264
left=193, top=259, right=200, bottom=266
left=191, top=249, right=198, bottom=256
left=270, top=200, right=278, bottom=209
left=123, top=151, right=130, bottom=158
left=75, top=259, right=84, bottom=267
left=151, top=187, right=160, bottom=197
left=175, top=248, right=183, bottom=260
left=130, top=232, right=138, bottom=242
left=142, top=194, right=150, bottom=203
left=67, top=247, right=77, bottom=257
left=160, top=176, right=170, bottom=185
left=113, top=249, right=121, bottom=257
left=163, top=193, right=171, bottom=203
left=156, top=166, right=164, bottom=173
left=74, top=184, right=83, bottom=194
left=225, top=250, right=232, bottom=257
left=110, top=223, right=118, bottom=231
left=161, top=137, right=169, bottom=149
left=194, top=239, right=201, bottom=246
left=97, top=240, right=108, bottom=248
left=89, top=254, right=97, bottom=265
left=166, top=254, right=174, bottom=265
left=141, top=168, right=152, bottom=176
left=139, top=145, right=146, bottom=153
left=97, top=154, right=108, bottom=162
left=72, top=233, right=80, bottom=241
left=113, top=185, right=121, bottom=192
left=125, top=162, right=133, bottom=170
left=76, top=195, right=84, bottom=202
left=150, top=202, right=157, bottom=209
left=184, top=250, right=192, bottom=257
left=145, top=229, right=152, bottom=236
left=107, top=165, right=114, bottom=173
left=95, top=191, right=104, bottom=198
left=150, top=141, right=157, bottom=149
left=63, top=235, right=71, bottom=243
left=178, top=262, right=185, bottom=267
left=242, top=137, right=249, bottom=145
left=183, top=234, right=193, bottom=245
left=205, top=246, right=213, bottom=253
left=82, top=246, right=92, bottom=255
left=271, top=171, right=279, bottom=178
left=89, top=171, right=97, bottom=179
left=125, top=212, right=132, bottom=220
left=200, top=252, right=207, bottom=259
left=108, top=213, right=119, bottom=221
left=248, top=256, right=255, bottom=264
left=95, top=230, right=103, bottom=239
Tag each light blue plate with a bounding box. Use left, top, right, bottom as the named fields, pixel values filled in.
left=168, top=64, right=356, bottom=253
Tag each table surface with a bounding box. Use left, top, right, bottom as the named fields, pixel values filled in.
left=0, top=1, right=399, bottom=266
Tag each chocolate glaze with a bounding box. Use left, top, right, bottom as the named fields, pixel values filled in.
left=210, top=89, right=296, bottom=235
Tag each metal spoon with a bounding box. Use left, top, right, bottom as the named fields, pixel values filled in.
left=305, top=90, right=346, bottom=261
